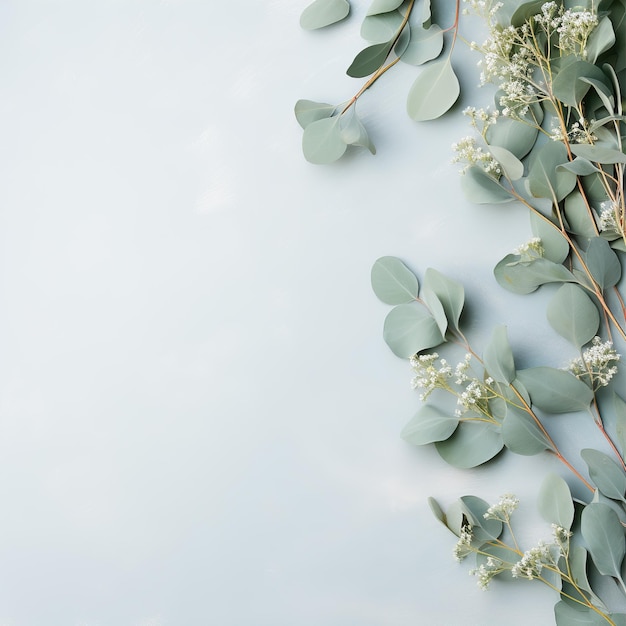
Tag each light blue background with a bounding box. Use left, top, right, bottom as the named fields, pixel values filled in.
left=0, top=1, right=593, bottom=624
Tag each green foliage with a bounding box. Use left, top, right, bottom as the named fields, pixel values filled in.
left=406, top=59, right=460, bottom=121
left=371, top=256, right=419, bottom=304
left=383, top=303, right=443, bottom=357
left=537, top=474, right=574, bottom=530
left=300, top=0, right=350, bottom=30
left=546, top=284, right=600, bottom=349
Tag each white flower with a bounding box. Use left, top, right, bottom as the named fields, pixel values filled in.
left=484, top=493, right=519, bottom=521
left=511, top=541, right=555, bottom=580
left=567, top=337, right=620, bottom=390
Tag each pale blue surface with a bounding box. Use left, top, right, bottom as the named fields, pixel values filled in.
left=0, top=1, right=578, bottom=624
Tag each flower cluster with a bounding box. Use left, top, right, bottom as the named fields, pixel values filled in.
left=455, top=377, right=494, bottom=417
left=511, top=541, right=556, bottom=580
left=549, top=117, right=595, bottom=144
left=567, top=337, right=621, bottom=390
left=469, top=556, right=505, bottom=590
left=512, top=237, right=544, bottom=262
left=483, top=493, right=519, bottom=522
left=452, top=136, right=502, bottom=177
left=409, top=353, right=452, bottom=400
left=599, top=200, right=624, bottom=237
left=453, top=524, right=474, bottom=562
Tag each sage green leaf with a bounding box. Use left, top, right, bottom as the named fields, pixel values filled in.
left=502, top=404, right=553, bottom=455
left=546, top=283, right=600, bottom=349
left=552, top=59, right=608, bottom=108
left=579, top=77, right=615, bottom=116
left=564, top=191, right=598, bottom=238
left=294, top=99, right=336, bottom=129
left=360, top=10, right=403, bottom=43
left=569, top=546, right=606, bottom=608
left=530, top=212, right=569, bottom=264
left=580, top=502, right=626, bottom=579
left=444, top=499, right=464, bottom=535
left=427, top=496, right=447, bottom=526
left=422, top=268, right=464, bottom=331
left=527, top=141, right=577, bottom=201
left=383, top=303, right=444, bottom=357
left=510, top=0, right=545, bottom=27
left=435, top=422, right=503, bottom=469
left=483, top=325, right=515, bottom=384
left=347, top=41, right=392, bottom=78
left=570, top=143, right=626, bottom=164
left=582, top=449, right=626, bottom=503
left=302, top=116, right=347, bottom=164
left=371, top=256, right=418, bottom=304
left=460, top=495, right=502, bottom=540
left=586, top=16, right=616, bottom=64
left=421, top=287, right=447, bottom=337
left=604, top=63, right=622, bottom=116
left=610, top=615, right=626, bottom=626
left=554, top=601, right=607, bottom=626
left=537, top=473, right=574, bottom=529
left=486, top=115, right=539, bottom=160
left=615, top=393, right=626, bottom=460
left=460, top=166, right=513, bottom=204
left=494, top=255, right=576, bottom=294
left=401, top=404, right=458, bottom=445
left=339, top=108, right=376, bottom=153
left=400, top=24, right=443, bottom=66
left=488, top=145, right=524, bottom=180
left=406, top=58, right=460, bottom=121
left=366, top=0, right=403, bottom=16
left=585, top=236, right=622, bottom=289
left=393, top=24, right=410, bottom=57
left=515, top=367, right=593, bottom=413
left=557, top=158, right=602, bottom=177
left=300, top=0, right=350, bottom=30
left=421, top=0, right=431, bottom=26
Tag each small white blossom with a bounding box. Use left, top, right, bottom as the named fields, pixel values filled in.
left=567, top=337, right=620, bottom=390
left=410, top=353, right=453, bottom=400
left=453, top=524, right=474, bottom=562
left=469, top=556, right=503, bottom=590
left=452, top=136, right=502, bottom=177
left=511, top=541, right=555, bottom=580
left=484, top=493, right=519, bottom=521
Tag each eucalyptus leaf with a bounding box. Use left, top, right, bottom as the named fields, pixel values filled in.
left=427, top=496, right=447, bottom=526
left=435, top=421, right=503, bottom=469
left=294, top=99, right=336, bottom=129
left=383, top=303, right=444, bottom=357
left=570, top=143, right=626, bottom=164
left=584, top=236, right=622, bottom=289
left=579, top=76, right=615, bottom=116
left=530, top=212, right=569, bottom=264
left=360, top=9, right=403, bottom=43
left=400, top=24, right=443, bottom=66
left=580, top=502, right=626, bottom=579
left=422, top=268, right=464, bottom=331
left=502, top=403, right=553, bottom=456
left=302, top=116, right=347, bottom=164
left=421, top=286, right=447, bottom=337
left=554, top=601, right=608, bottom=626
left=546, top=283, right=600, bottom=349
left=371, top=256, right=418, bottom=304
left=515, top=367, right=594, bottom=413
left=494, top=255, right=576, bottom=294
left=585, top=16, right=616, bottom=64
left=569, top=546, right=606, bottom=609
left=366, top=0, right=403, bottom=16
left=339, top=107, right=376, bottom=153
left=460, top=166, right=513, bottom=204
left=401, top=404, right=458, bottom=445
left=537, top=473, right=574, bottom=529
left=510, top=0, right=546, bottom=27
left=460, top=495, right=502, bottom=540
left=486, top=115, right=539, bottom=160
left=483, top=325, right=516, bottom=384
left=347, top=41, right=393, bottom=78
left=406, top=58, right=460, bottom=121
left=488, top=145, right=524, bottom=180
left=527, top=141, right=577, bottom=201
left=557, top=157, right=602, bottom=177
left=552, top=59, right=609, bottom=108
left=564, top=191, right=598, bottom=238
left=581, top=448, right=626, bottom=503
left=300, top=0, right=350, bottom=30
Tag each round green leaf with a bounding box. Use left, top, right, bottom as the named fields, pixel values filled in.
left=488, top=145, right=524, bottom=180
left=584, top=236, right=622, bottom=289
left=581, top=502, right=626, bottom=579
left=294, top=99, right=336, bottom=129
left=339, top=107, right=376, bottom=153
left=347, top=40, right=393, bottom=78
left=382, top=303, right=444, bottom=357
left=515, top=367, right=594, bottom=413
left=434, top=421, right=503, bottom=469
left=422, top=267, right=464, bottom=331
left=537, top=473, right=575, bottom=529
left=494, top=255, right=576, bottom=295
left=401, top=404, right=458, bottom=445
left=486, top=115, right=539, bottom=160
left=555, top=601, right=608, bottom=626
left=366, top=0, right=403, bottom=16
left=529, top=212, right=569, bottom=264
left=546, top=284, right=600, bottom=349
left=483, top=325, right=516, bottom=384
left=360, top=10, right=403, bottom=43
left=581, top=448, right=626, bottom=503
left=570, top=143, right=626, bottom=165
left=502, top=404, right=552, bottom=456
left=400, top=24, right=443, bottom=66
left=302, top=116, right=347, bottom=164
left=527, top=141, right=577, bottom=201
left=460, top=165, right=513, bottom=205
left=406, top=58, right=459, bottom=121
left=371, top=256, right=418, bottom=304
left=300, top=0, right=350, bottom=30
